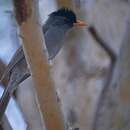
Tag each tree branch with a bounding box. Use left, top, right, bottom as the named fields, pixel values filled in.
left=88, top=26, right=117, bottom=130
left=13, top=0, right=65, bottom=130
left=92, top=9, right=130, bottom=130
left=88, top=26, right=117, bottom=64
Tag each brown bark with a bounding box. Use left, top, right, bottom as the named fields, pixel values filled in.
left=13, top=0, right=65, bottom=130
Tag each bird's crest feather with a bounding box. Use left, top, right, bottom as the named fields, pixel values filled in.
left=49, top=8, right=76, bottom=23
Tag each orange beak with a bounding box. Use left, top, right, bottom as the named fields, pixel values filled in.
left=73, top=20, right=87, bottom=27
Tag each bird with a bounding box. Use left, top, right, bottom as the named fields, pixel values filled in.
left=0, top=8, right=87, bottom=120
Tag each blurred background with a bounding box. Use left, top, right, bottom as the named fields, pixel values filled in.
left=0, top=0, right=129, bottom=130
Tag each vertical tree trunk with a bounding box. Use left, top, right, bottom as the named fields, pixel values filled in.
left=93, top=8, right=130, bottom=130
left=13, top=0, right=65, bottom=130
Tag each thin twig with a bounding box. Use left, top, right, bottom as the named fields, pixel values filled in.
left=88, top=26, right=117, bottom=64
left=88, top=26, right=117, bottom=130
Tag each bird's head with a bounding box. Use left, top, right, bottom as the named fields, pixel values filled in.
left=49, top=8, right=87, bottom=28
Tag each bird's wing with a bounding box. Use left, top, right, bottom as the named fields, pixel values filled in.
left=0, top=46, right=25, bottom=85
left=44, top=25, right=66, bottom=60
left=42, top=17, right=53, bottom=34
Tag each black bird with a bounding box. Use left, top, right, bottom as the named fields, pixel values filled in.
left=0, top=8, right=87, bottom=120
left=43, top=8, right=87, bottom=60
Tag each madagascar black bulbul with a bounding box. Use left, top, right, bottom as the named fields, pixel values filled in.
left=0, top=8, right=87, bottom=120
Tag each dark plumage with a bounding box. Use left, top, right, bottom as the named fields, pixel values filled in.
left=49, top=8, right=77, bottom=26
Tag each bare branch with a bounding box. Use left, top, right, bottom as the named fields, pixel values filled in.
left=13, top=0, right=65, bottom=130
left=88, top=26, right=117, bottom=64
left=88, top=26, right=117, bottom=130
left=92, top=9, right=130, bottom=130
